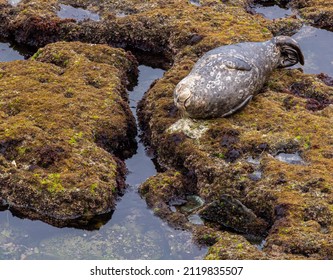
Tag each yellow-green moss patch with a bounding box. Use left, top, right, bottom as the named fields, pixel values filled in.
left=0, top=41, right=138, bottom=227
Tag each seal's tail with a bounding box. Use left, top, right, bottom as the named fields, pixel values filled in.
left=275, top=36, right=304, bottom=67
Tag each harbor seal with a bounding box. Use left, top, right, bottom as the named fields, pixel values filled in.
left=174, top=36, right=304, bottom=119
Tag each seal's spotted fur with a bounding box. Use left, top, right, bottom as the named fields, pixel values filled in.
left=174, top=36, right=304, bottom=119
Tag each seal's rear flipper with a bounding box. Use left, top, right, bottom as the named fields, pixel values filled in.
left=275, top=36, right=304, bottom=67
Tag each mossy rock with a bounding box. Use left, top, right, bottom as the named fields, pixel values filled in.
left=0, top=41, right=138, bottom=227
left=139, top=170, right=191, bottom=228
left=2, top=0, right=332, bottom=260
left=138, top=25, right=333, bottom=259
left=198, top=195, right=270, bottom=236
left=290, top=0, right=333, bottom=31
left=1, top=0, right=270, bottom=58
left=140, top=63, right=333, bottom=259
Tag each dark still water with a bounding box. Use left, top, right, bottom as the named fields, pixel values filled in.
left=291, top=26, right=333, bottom=76
left=0, top=42, right=25, bottom=61
left=253, top=4, right=333, bottom=76
left=0, top=50, right=206, bottom=259
left=254, top=4, right=292, bottom=20
left=57, top=4, right=100, bottom=22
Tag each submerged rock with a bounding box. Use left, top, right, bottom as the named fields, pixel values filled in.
left=37, top=226, right=165, bottom=260
left=198, top=195, right=269, bottom=236
left=0, top=41, right=138, bottom=227
left=180, top=195, right=205, bottom=213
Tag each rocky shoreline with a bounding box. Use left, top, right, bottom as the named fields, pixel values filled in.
left=1, top=0, right=333, bottom=259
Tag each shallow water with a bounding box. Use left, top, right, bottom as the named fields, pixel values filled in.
left=254, top=4, right=333, bottom=76
left=57, top=4, right=100, bottom=22
left=275, top=152, right=304, bottom=165
left=0, top=42, right=25, bottom=61
left=7, top=0, right=21, bottom=6
left=292, top=26, right=333, bottom=76
left=189, top=0, right=201, bottom=7
left=0, top=53, right=206, bottom=259
left=116, top=12, right=128, bottom=18
left=253, top=4, right=292, bottom=20
left=246, top=156, right=260, bottom=165
left=179, top=195, right=205, bottom=213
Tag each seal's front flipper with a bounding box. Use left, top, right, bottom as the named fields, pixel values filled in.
left=224, top=57, right=252, bottom=71
left=222, top=95, right=253, bottom=117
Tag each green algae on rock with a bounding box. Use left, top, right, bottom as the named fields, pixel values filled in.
left=0, top=41, right=138, bottom=228
left=1, top=0, right=332, bottom=260
left=0, top=0, right=270, bottom=59
left=290, top=0, right=333, bottom=31
left=135, top=1, right=333, bottom=257
left=139, top=62, right=333, bottom=259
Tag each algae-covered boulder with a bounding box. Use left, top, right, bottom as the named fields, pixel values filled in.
left=0, top=0, right=270, bottom=59
left=204, top=231, right=268, bottom=260
left=139, top=170, right=195, bottom=228
left=139, top=61, right=333, bottom=259
left=135, top=0, right=333, bottom=256
left=0, top=41, right=138, bottom=227
left=290, top=0, right=333, bottom=31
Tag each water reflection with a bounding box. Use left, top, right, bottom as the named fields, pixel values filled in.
left=292, top=25, right=333, bottom=76
left=253, top=4, right=333, bottom=76
left=189, top=0, right=201, bottom=7
left=275, top=152, right=304, bottom=165
left=7, top=0, right=21, bottom=6
left=0, top=42, right=25, bottom=61
left=254, top=4, right=292, bottom=20
left=57, top=4, right=100, bottom=22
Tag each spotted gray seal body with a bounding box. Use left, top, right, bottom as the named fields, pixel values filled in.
left=174, top=36, right=304, bottom=119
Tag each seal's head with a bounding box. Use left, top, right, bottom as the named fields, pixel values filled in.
left=174, top=82, right=191, bottom=116
left=174, top=74, right=201, bottom=117
left=274, top=36, right=304, bottom=68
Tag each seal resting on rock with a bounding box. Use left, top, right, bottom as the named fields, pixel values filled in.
left=174, top=36, right=304, bottom=119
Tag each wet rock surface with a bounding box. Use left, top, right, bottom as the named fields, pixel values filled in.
left=0, top=41, right=138, bottom=227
